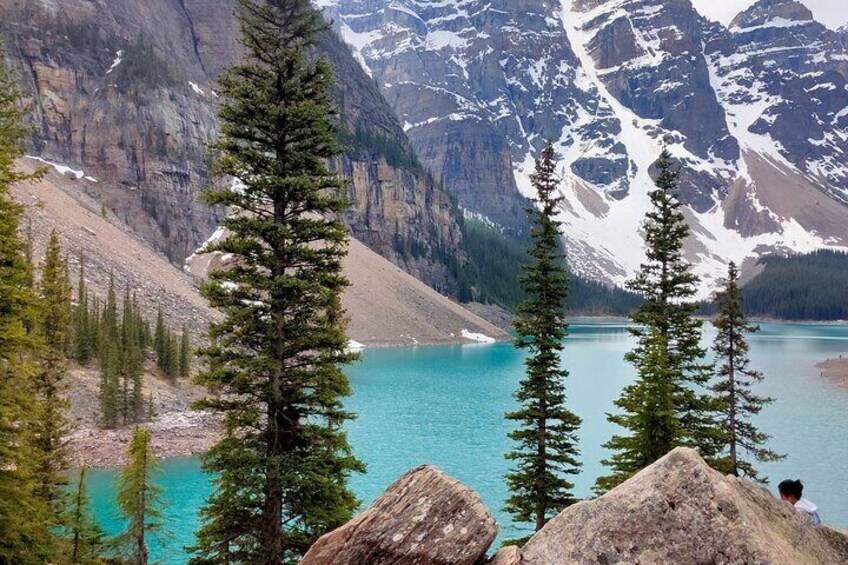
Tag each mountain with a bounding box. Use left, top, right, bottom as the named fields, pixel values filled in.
left=0, top=0, right=462, bottom=292
left=322, top=0, right=848, bottom=295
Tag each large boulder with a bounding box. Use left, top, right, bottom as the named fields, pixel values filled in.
left=299, top=465, right=497, bottom=565
left=522, top=447, right=848, bottom=564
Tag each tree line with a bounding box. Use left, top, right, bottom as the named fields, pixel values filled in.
left=0, top=52, right=170, bottom=564
left=503, top=145, right=783, bottom=541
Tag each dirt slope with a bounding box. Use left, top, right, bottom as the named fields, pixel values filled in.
left=15, top=159, right=507, bottom=347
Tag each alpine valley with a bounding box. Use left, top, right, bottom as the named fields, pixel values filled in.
left=3, top=0, right=848, bottom=302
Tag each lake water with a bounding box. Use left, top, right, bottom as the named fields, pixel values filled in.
left=84, top=321, right=848, bottom=563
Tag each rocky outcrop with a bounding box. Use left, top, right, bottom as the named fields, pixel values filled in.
left=521, top=447, right=848, bottom=564
left=309, top=448, right=848, bottom=565
left=299, top=465, right=497, bottom=565
left=0, top=0, right=465, bottom=291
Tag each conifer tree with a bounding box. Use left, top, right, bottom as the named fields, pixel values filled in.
left=33, top=229, right=72, bottom=517
left=63, top=467, right=105, bottom=564
left=596, top=150, right=721, bottom=493
left=0, top=52, right=56, bottom=565
left=153, top=307, right=165, bottom=368
left=504, top=141, right=581, bottom=536
left=711, top=262, right=783, bottom=481
left=190, top=1, right=364, bottom=562
left=179, top=326, right=191, bottom=379
left=73, top=255, right=93, bottom=365
left=112, top=427, right=164, bottom=565
left=100, top=341, right=121, bottom=429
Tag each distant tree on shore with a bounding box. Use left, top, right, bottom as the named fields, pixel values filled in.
left=711, top=262, right=784, bottom=481
left=190, top=0, right=364, bottom=562
left=112, top=427, right=164, bottom=565
left=596, top=150, right=721, bottom=493
left=504, top=141, right=581, bottom=538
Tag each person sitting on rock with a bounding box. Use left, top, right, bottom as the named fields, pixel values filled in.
left=778, top=479, right=822, bottom=525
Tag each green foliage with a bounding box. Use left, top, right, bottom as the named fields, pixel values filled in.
left=741, top=250, right=848, bottom=320
left=0, top=50, right=58, bottom=565
left=504, top=142, right=581, bottom=533
left=32, top=230, right=73, bottom=520
left=111, top=427, right=164, bottom=565
left=458, top=218, right=642, bottom=314
left=61, top=467, right=106, bottom=564
left=710, top=262, right=784, bottom=482
left=190, top=1, right=364, bottom=563
left=597, top=150, right=722, bottom=493
left=343, top=126, right=421, bottom=171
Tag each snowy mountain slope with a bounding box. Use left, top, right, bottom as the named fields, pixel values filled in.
left=323, top=0, right=848, bottom=296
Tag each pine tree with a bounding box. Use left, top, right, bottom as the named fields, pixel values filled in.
left=112, top=427, right=164, bottom=565
left=100, top=341, right=121, bottom=429
left=596, top=150, right=721, bottom=493
left=166, top=334, right=180, bottom=379
left=62, top=467, right=105, bottom=564
left=0, top=51, right=56, bottom=565
left=32, top=229, right=73, bottom=518
left=73, top=255, right=92, bottom=365
left=711, top=262, right=784, bottom=481
left=190, top=1, right=364, bottom=562
left=121, top=286, right=144, bottom=422
left=153, top=306, right=165, bottom=369
left=504, top=141, right=581, bottom=537
left=179, top=326, right=191, bottom=379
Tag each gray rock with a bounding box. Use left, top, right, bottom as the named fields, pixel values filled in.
left=521, top=447, right=848, bottom=565
left=299, top=465, right=497, bottom=565
left=487, top=546, right=521, bottom=565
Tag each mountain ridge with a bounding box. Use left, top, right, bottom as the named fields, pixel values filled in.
left=323, top=0, right=848, bottom=296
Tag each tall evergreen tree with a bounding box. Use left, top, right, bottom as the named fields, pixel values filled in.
left=0, top=51, right=56, bottom=565
left=504, top=142, right=581, bottom=536
left=62, top=467, right=105, bottom=564
left=73, top=254, right=93, bottom=365
left=179, top=326, right=191, bottom=379
left=153, top=306, right=165, bottom=368
left=711, top=262, right=783, bottom=481
left=33, top=230, right=73, bottom=518
left=190, top=1, right=364, bottom=562
left=596, top=150, right=720, bottom=493
left=100, top=341, right=121, bottom=429
left=112, top=427, right=164, bottom=565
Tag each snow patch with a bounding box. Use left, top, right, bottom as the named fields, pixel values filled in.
left=461, top=329, right=496, bottom=344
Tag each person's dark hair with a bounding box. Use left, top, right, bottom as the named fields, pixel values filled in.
left=779, top=479, right=804, bottom=499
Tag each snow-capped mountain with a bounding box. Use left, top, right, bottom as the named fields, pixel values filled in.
left=322, top=0, right=848, bottom=295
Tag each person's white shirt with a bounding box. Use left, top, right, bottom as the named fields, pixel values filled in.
left=794, top=497, right=822, bottom=526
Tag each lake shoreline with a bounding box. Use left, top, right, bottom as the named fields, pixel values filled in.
left=817, top=357, right=848, bottom=388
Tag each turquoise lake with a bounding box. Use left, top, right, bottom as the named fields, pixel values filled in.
left=83, top=321, right=848, bottom=563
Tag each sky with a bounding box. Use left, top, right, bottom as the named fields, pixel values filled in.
left=690, top=0, right=847, bottom=30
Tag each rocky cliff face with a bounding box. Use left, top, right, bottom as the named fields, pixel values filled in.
left=318, top=0, right=628, bottom=232
left=0, top=0, right=463, bottom=291
left=322, top=0, right=848, bottom=294
left=304, top=448, right=848, bottom=565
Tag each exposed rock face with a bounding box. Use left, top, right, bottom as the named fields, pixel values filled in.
left=705, top=0, right=848, bottom=205
left=577, top=0, right=738, bottom=211
left=0, top=0, right=464, bottom=291
left=299, top=465, right=497, bottom=565
left=320, top=0, right=628, bottom=231
left=322, top=0, right=848, bottom=295
left=521, top=447, right=848, bottom=564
